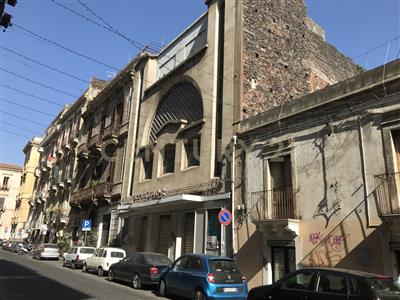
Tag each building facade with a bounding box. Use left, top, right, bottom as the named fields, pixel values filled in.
left=237, top=59, right=400, bottom=287
left=11, top=137, right=42, bottom=239
left=0, top=163, right=22, bottom=240
left=117, top=0, right=362, bottom=264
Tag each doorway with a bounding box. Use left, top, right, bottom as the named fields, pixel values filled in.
left=271, top=246, right=296, bottom=282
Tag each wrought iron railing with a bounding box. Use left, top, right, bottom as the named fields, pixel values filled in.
left=249, top=188, right=297, bottom=221
left=374, top=172, right=400, bottom=216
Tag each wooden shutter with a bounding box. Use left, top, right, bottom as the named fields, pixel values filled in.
left=157, top=215, right=171, bottom=256
left=183, top=213, right=195, bottom=254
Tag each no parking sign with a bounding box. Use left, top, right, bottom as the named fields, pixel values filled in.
left=218, top=209, right=232, bottom=226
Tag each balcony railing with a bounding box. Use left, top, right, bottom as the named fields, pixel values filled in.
left=249, top=188, right=297, bottom=222
left=70, top=181, right=112, bottom=204
left=374, top=172, right=400, bottom=216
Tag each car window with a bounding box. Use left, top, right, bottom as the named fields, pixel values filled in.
left=110, top=251, right=124, bottom=258
left=186, top=257, right=202, bottom=271
left=97, top=249, right=104, bottom=257
left=80, top=248, right=95, bottom=254
left=349, top=277, right=359, bottom=295
left=174, top=256, right=190, bottom=271
left=280, top=270, right=314, bottom=291
left=368, top=277, right=400, bottom=296
left=44, top=244, right=59, bottom=249
left=317, top=273, right=348, bottom=295
left=209, top=260, right=240, bottom=274
left=103, top=250, right=108, bottom=258
left=144, top=254, right=172, bottom=266
left=73, top=248, right=78, bottom=254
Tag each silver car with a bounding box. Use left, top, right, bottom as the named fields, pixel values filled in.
left=33, top=243, right=59, bottom=260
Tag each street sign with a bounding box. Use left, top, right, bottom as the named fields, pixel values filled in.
left=218, top=209, right=232, bottom=226
left=82, top=219, right=92, bottom=231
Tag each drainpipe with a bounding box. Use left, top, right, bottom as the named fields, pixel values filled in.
left=231, top=135, right=238, bottom=255
left=358, top=116, right=380, bottom=227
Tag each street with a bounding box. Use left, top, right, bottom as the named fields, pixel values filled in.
left=0, top=249, right=167, bottom=300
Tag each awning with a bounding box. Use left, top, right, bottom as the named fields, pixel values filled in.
left=118, top=192, right=231, bottom=213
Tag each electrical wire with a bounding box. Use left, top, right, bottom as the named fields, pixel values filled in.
left=1, top=46, right=89, bottom=84
left=1, top=121, right=42, bottom=135
left=0, top=110, right=48, bottom=127
left=0, top=128, right=31, bottom=140
left=0, top=84, right=65, bottom=107
left=13, top=23, right=119, bottom=71
left=0, top=67, right=79, bottom=98
left=0, top=98, right=56, bottom=117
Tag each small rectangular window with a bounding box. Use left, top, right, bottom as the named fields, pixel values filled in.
left=184, top=136, right=201, bottom=168
left=100, top=115, right=106, bottom=135
left=142, top=152, right=154, bottom=180
left=162, top=144, right=176, bottom=174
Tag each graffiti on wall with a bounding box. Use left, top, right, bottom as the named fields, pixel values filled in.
left=307, top=232, right=349, bottom=267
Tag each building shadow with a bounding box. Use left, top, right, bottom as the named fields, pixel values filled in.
left=0, top=259, right=91, bottom=300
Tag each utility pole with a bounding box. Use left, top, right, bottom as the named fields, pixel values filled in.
left=0, top=0, right=17, bottom=31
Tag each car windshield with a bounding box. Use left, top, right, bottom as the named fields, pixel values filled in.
left=80, top=248, right=95, bottom=254
left=369, top=278, right=400, bottom=294
left=208, top=260, right=241, bottom=274
left=44, top=244, right=59, bottom=249
left=144, top=254, right=172, bottom=265
left=110, top=251, right=124, bottom=258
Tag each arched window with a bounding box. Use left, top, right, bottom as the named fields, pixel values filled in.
left=149, top=81, right=203, bottom=143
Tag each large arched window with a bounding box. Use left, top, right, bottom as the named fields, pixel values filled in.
left=149, top=81, right=203, bottom=143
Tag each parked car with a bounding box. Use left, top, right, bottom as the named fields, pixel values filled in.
left=247, top=267, right=400, bottom=300
left=83, top=247, right=126, bottom=276
left=159, top=254, right=248, bottom=300
left=0, top=238, right=4, bottom=246
left=63, top=246, right=96, bottom=269
left=2, top=240, right=15, bottom=251
left=108, top=252, right=172, bottom=289
left=32, top=243, right=59, bottom=260
left=10, top=241, right=29, bottom=254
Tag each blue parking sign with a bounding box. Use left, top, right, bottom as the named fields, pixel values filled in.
left=82, top=219, right=92, bottom=231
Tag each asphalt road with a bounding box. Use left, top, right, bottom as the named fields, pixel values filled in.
left=0, top=249, right=168, bottom=300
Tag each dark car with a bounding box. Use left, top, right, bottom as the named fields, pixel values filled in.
left=108, top=252, right=172, bottom=289
left=159, top=254, right=248, bottom=300
left=247, top=267, right=400, bottom=300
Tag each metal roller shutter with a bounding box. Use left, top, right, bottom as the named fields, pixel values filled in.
left=139, top=216, right=147, bottom=252
left=157, top=215, right=171, bottom=256
left=183, top=212, right=195, bottom=254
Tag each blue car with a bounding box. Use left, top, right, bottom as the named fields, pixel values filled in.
left=158, top=254, right=248, bottom=300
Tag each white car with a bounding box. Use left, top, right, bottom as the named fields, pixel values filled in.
left=83, top=247, right=126, bottom=276
left=32, top=243, right=59, bottom=260
left=63, top=246, right=96, bottom=269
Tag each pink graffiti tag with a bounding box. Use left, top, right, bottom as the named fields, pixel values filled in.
left=328, top=235, right=347, bottom=251
left=309, top=232, right=323, bottom=245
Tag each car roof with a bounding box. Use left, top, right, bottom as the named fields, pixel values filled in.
left=300, top=267, right=391, bottom=279
left=182, top=253, right=234, bottom=261
left=99, top=247, right=125, bottom=251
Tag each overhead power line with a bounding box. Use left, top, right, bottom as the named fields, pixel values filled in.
left=1, top=98, right=56, bottom=117
left=0, top=128, right=31, bottom=140
left=0, top=67, right=79, bottom=98
left=0, top=84, right=64, bottom=107
left=13, top=23, right=119, bottom=71
left=1, top=46, right=89, bottom=84
left=0, top=110, right=48, bottom=127
left=1, top=121, right=42, bottom=135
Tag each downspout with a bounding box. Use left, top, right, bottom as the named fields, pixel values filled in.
left=358, top=115, right=380, bottom=227
left=232, top=135, right=238, bottom=255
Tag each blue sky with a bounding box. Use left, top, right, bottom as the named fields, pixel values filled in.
left=0, top=0, right=399, bottom=166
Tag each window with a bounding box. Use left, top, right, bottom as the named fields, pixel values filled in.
left=2, top=176, right=9, bottom=190
left=103, top=250, right=108, bottom=258
left=0, top=197, right=5, bottom=209
left=142, top=151, right=153, bottom=180
left=187, top=257, right=202, bottom=271
left=280, top=270, right=314, bottom=290
left=73, top=248, right=78, bottom=254
left=111, top=251, right=125, bottom=258
left=349, top=278, right=359, bottom=295
left=161, top=144, right=176, bottom=174
left=184, top=136, right=201, bottom=168
left=173, top=256, right=190, bottom=271
left=100, top=115, right=106, bottom=135
left=113, top=102, right=124, bottom=127
left=80, top=248, right=95, bottom=254
left=317, top=273, right=348, bottom=295
left=209, top=260, right=241, bottom=274
left=97, top=249, right=104, bottom=257
left=87, top=119, right=94, bottom=140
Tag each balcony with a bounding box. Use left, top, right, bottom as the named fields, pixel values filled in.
left=374, top=172, right=400, bottom=217
left=103, top=124, right=120, bottom=141
left=248, top=188, right=300, bottom=235
left=88, top=135, right=102, bottom=153
left=249, top=188, right=298, bottom=221
left=77, top=143, right=89, bottom=160
left=70, top=181, right=112, bottom=205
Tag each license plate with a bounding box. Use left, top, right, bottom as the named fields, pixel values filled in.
left=223, top=287, right=238, bottom=293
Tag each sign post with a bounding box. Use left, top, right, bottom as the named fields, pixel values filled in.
left=81, top=219, right=92, bottom=246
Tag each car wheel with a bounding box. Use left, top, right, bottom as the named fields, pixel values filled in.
left=132, top=273, right=142, bottom=289
left=82, top=263, right=88, bottom=273
left=194, top=289, right=207, bottom=300
left=97, top=267, right=104, bottom=277
left=108, top=269, right=114, bottom=282
left=159, top=280, right=167, bottom=297
left=71, top=262, right=76, bottom=269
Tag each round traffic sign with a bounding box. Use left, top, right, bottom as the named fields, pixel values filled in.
left=218, top=209, right=232, bottom=226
